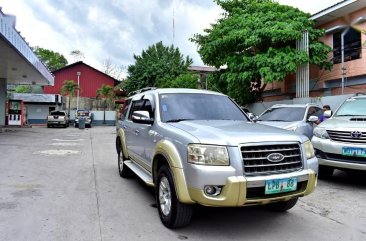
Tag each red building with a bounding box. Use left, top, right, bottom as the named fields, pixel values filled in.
left=44, top=61, right=117, bottom=98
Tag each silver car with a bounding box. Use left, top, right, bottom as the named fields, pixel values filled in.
left=256, top=104, right=322, bottom=139
left=312, top=93, right=366, bottom=178
left=116, top=88, right=318, bottom=228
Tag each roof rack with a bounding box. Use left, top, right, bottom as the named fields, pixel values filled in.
left=128, top=87, right=157, bottom=97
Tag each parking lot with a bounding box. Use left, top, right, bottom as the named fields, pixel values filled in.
left=0, top=126, right=365, bottom=241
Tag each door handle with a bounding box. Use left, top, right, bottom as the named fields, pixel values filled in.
left=122, top=125, right=127, bottom=129
left=135, top=129, right=140, bottom=135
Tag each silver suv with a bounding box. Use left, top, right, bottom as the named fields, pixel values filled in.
left=116, top=88, right=318, bottom=228
left=256, top=104, right=322, bottom=139
left=312, top=93, right=366, bottom=178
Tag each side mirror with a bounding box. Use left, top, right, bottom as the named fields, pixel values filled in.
left=132, top=110, right=154, bottom=125
left=324, top=110, right=332, bottom=118
left=308, top=116, right=319, bottom=122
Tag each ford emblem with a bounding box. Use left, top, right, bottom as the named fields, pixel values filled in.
left=267, top=153, right=285, bottom=163
left=351, top=131, right=362, bottom=139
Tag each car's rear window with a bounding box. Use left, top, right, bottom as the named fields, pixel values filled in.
left=50, top=111, right=65, bottom=116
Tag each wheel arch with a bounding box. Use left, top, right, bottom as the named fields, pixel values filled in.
left=153, top=140, right=194, bottom=204
left=116, top=128, right=129, bottom=159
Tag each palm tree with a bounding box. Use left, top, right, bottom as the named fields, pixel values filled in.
left=96, top=84, right=115, bottom=124
left=60, top=80, right=79, bottom=118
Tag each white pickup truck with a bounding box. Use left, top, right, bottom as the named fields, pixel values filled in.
left=47, top=110, right=69, bottom=128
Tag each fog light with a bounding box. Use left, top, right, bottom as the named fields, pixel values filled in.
left=204, top=185, right=222, bottom=196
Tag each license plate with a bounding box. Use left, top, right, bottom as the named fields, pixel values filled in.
left=342, top=147, right=366, bottom=157
left=265, top=177, right=297, bottom=195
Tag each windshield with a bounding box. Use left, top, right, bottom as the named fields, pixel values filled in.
left=335, top=98, right=366, bottom=116
left=159, top=93, right=248, bottom=122
left=257, top=107, right=305, bottom=122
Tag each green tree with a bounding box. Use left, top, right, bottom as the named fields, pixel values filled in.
left=124, top=41, right=193, bottom=93
left=33, top=46, right=68, bottom=71
left=60, top=80, right=79, bottom=117
left=96, top=84, right=115, bottom=124
left=191, top=0, right=332, bottom=105
left=15, top=85, right=32, bottom=93
left=158, top=73, right=199, bottom=89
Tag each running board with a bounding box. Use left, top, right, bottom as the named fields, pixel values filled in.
left=124, top=160, right=154, bottom=186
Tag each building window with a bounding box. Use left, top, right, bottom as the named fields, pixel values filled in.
left=333, top=28, right=361, bottom=64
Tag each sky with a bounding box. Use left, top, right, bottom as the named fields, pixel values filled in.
left=0, top=0, right=343, bottom=77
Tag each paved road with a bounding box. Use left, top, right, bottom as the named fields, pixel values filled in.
left=0, top=127, right=365, bottom=241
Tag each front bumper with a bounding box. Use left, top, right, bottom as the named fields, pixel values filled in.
left=187, top=169, right=317, bottom=207
left=312, top=136, right=366, bottom=170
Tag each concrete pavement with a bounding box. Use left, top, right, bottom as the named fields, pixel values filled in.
left=0, top=126, right=365, bottom=241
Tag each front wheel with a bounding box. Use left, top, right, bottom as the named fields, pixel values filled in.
left=266, top=198, right=298, bottom=212
left=156, top=165, right=193, bottom=228
left=117, top=145, right=132, bottom=178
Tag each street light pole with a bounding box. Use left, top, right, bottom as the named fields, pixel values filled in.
left=76, top=72, right=81, bottom=110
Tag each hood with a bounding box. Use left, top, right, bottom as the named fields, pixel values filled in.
left=256, top=120, right=302, bottom=130
left=168, top=120, right=307, bottom=146
left=319, top=117, right=366, bottom=130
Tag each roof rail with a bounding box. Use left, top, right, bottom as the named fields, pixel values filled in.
left=128, top=87, right=157, bottom=97
left=355, top=92, right=366, bottom=96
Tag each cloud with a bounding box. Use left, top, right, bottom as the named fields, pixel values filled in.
left=1, top=0, right=340, bottom=74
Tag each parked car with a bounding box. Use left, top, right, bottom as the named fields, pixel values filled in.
left=74, top=110, right=93, bottom=128
left=256, top=104, right=322, bottom=139
left=47, top=110, right=69, bottom=128
left=116, top=88, right=318, bottom=228
left=312, top=93, right=366, bottom=178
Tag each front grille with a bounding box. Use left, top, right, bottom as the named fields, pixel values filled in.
left=350, top=118, right=366, bottom=122
left=327, top=130, right=366, bottom=144
left=241, top=143, right=303, bottom=176
left=246, top=181, right=307, bottom=199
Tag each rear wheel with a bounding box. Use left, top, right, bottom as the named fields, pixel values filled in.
left=319, top=166, right=334, bottom=179
left=156, top=165, right=193, bottom=228
left=266, top=198, right=298, bottom=212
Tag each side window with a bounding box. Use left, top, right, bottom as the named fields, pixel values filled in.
left=141, top=100, right=154, bottom=118
left=307, top=107, right=322, bottom=119
left=121, top=99, right=131, bottom=120
left=128, top=100, right=144, bottom=120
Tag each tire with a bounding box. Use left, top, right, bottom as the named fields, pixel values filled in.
left=156, top=165, right=193, bottom=228
left=117, top=144, right=132, bottom=178
left=266, top=198, right=298, bottom=212
left=47, top=124, right=50, bottom=128
left=318, top=166, right=334, bottom=179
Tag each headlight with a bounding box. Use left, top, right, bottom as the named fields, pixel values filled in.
left=313, top=127, right=329, bottom=139
left=303, top=140, right=315, bottom=159
left=188, top=144, right=229, bottom=166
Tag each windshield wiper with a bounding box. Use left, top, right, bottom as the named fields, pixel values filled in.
left=166, top=118, right=194, bottom=123
left=259, top=119, right=288, bottom=122
left=336, top=114, right=363, bottom=116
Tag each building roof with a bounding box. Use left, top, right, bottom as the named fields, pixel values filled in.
left=188, top=66, right=218, bottom=73
left=11, top=93, right=60, bottom=103
left=0, top=8, right=53, bottom=85
left=310, top=0, right=366, bottom=27
left=53, top=61, right=118, bottom=83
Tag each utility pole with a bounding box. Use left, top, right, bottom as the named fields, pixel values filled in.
left=76, top=71, right=81, bottom=110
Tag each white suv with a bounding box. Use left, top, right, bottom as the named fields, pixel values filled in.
left=312, top=93, right=366, bottom=178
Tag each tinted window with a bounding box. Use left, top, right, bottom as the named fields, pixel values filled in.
left=128, top=100, right=144, bottom=120
left=159, top=93, right=247, bottom=122
left=306, top=107, right=322, bottom=119
left=257, top=107, right=305, bottom=122
left=335, top=98, right=366, bottom=116
left=50, top=111, right=66, bottom=116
